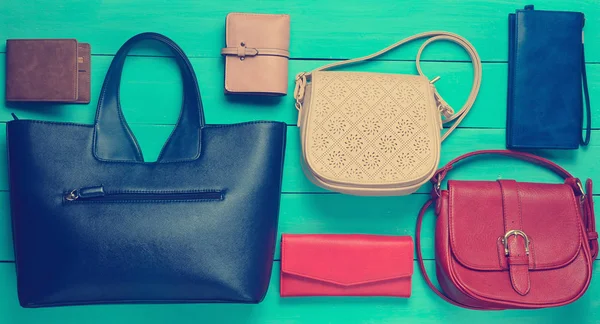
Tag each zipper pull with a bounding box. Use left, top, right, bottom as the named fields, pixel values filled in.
left=65, top=185, right=105, bottom=201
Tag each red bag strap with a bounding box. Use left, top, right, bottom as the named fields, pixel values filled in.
left=432, top=150, right=575, bottom=189
left=585, top=179, right=599, bottom=259
left=416, top=150, right=598, bottom=309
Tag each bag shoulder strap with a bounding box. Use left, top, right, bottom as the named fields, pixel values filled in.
left=416, top=150, right=598, bottom=309
left=294, top=31, right=482, bottom=142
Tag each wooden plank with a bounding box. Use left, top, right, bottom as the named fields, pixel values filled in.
left=1, top=191, right=597, bottom=263
left=0, top=126, right=598, bottom=193
left=1, top=1, right=599, bottom=323
left=1, top=1, right=599, bottom=62
left=2, top=56, right=599, bottom=128
left=0, top=193, right=10, bottom=261
left=283, top=127, right=600, bottom=194
left=0, top=262, right=598, bottom=323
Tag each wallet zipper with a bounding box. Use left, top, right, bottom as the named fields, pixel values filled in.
left=64, top=185, right=224, bottom=202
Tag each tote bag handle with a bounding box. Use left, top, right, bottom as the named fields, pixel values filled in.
left=94, top=32, right=204, bottom=163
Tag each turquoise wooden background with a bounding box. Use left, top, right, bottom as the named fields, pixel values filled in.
left=1, top=0, right=599, bottom=323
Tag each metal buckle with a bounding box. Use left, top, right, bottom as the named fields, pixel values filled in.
left=294, top=73, right=307, bottom=111
left=502, top=230, right=530, bottom=256
left=434, top=174, right=442, bottom=197
left=576, top=179, right=586, bottom=198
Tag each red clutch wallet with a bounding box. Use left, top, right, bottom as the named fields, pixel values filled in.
left=280, top=234, right=413, bottom=297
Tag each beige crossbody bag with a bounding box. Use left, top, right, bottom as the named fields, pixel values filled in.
left=293, top=31, right=482, bottom=196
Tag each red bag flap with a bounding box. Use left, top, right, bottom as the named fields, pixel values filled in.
left=281, top=234, right=413, bottom=286
left=448, top=180, right=583, bottom=271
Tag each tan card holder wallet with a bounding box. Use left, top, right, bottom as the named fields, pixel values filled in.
left=221, top=13, right=290, bottom=95
left=6, top=39, right=91, bottom=103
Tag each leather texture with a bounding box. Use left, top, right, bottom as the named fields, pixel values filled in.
left=415, top=150, right=598, bottom=310
left=294, top=32, right=482, bottom=196
left=222, top=13, right=290, bottom=95
left=5, top=39, right=90, bottom=103
left=280, top=234, right=413, bottom=297
left=506, top=6, right=590, bottom=149
left=75, top=43, right=91, bottom=103
left=7, top=33, right=287, bottom=307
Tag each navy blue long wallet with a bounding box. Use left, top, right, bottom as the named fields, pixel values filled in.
left=506, top=5, right=591, bottom=149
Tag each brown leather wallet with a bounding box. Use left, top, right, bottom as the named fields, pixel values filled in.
left=6, top=39, right=91, bottom=103
left=221, top=13, right=290, bottom=96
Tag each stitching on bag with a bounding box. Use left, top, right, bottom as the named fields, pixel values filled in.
left=224, top=12, right=234, bottom=91
left=10, top=120, right=286, bottom=163
left=500, top=181, right=508, bottom=231
left=93, top=51, right=117, bottom=161
left=72, top=40, right=77, bottom=100
left=281, top=235, right=286, bottom=293
left=24, top=296, right=261, bottom=307
left=228, top=13, right=290, bottom=18
left=496, top=237, right=506, bottom=269
left=205, top=121, right=286, bottom=129
left=91, top=122, right=285, bottom=164
left=115, top=88, right=144, bottom=161
left=530, top=240, right=536, bottom=269
left=8, top=120, right=93, bottom=127
left=515, top=182, right=535, bottom=268
left=516, top=182, right=524, bottom=230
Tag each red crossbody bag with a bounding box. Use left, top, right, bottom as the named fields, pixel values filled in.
left=416, top=150, right=598, bottom=309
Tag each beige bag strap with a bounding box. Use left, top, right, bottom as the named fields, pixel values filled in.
left=294, top=31, right=482, bottom=142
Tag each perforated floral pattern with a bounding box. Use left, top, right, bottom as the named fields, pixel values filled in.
left=358, top=112, right=384, bottom=140
left=325, top=149, right=348, bottom=171
left=410, top=101, right=429, bottom=125
left=393, top=116, right=416, bottom=139
left=323, top=112, right=351, bottom=139
left=359, top=148, right=383, bottom=175
left=341, top=95, right=369, bottom=123
left=310, top=129, right=334, bottom=155
left=305, top=72, right=439, bottom=185
left=322, top=79, right=351, bottom=105
left=376, top=131, right=400, bottom=157
left=357, top=79, right=386, bottom=103
left=393, top=151, right=418, bottom=171
left=342, top=130, right=366, bottom=156
left=391, top=81, right=418, bottom=108
left=412, top=132, right=432, bottom=157
left=375, top=96, right=400, bottom=122
left=314, top=96, right=335, bottom=120
left=378, top=166, right=400, bottom=181
left=343, top=166, right=365, bottom=181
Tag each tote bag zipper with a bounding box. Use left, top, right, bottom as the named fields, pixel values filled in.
left=64, top=185, right=224, bottom=202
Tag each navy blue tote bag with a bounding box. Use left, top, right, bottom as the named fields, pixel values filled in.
left=7, top=33, right=286, bottom=307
